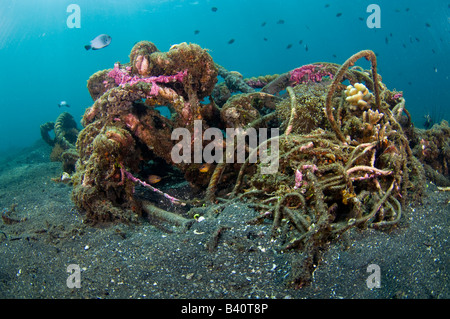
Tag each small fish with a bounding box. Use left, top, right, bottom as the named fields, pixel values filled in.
left=148, top=175, right=162, bottom=184
left=228, top=39, right=235, bottom=44
left=432, top=49, right=436, bottom=54
left=406, top=8, right=410, bottom=12
left=434, top=67, right=438, bottom=73
left=276, top=19, right=285, bottom=24
left=299, top=40, right=303, bottom=45
left=263, top=37, right=268, bottom=41
left=336, top=13, right=342, bottom=17
left=332, top=54, right=337, bottom=58
left=402, top=43, right=407, bottom=48
left=261, top=22, right=266, bottom=27
left=408, top=81, right=412, bottom=85
left=325, top=4, right=330, bottom=8
left=395, top=9, right=401, bottom=13
left=194, top=30, right=200, bottom=35
left=358, top=17, right=364, bottom=21
left=286, top=44, right=292, bottom=49
left=390, top=32, right=393, bottom=37
left=305, top=44, right=308, bottom=52
left=211, top=7, right=218, bottom=12
left=385, top=37, right=389, bottom=44
left=425, top=23, right=431, bottom=27
left=85, top=34, right=111, bottom=50
left=58, top=101, right=70, bottom=108
left=423, top=114, right=434, bottom=129
left=415, top=37, right=420, bottom=42
left=199, top=163, right=212, bottom=173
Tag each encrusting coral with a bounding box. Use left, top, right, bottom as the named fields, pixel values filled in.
left=69, top=43, right=434, bottom=288
left=344, top=82, right=373, bottom=110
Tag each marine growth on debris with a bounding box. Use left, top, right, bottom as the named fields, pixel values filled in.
left=47, top=41, right=448, bottom=288
left=40, top=112, right=79, bottom=173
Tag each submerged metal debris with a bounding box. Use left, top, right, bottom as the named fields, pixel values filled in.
left=41, top=42, right=447, bottom=288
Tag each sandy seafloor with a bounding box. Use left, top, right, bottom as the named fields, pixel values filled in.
left=0, top=140, right=448, bottom=300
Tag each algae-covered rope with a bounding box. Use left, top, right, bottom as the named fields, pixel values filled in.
left=325, top=50, right=381, bottom=143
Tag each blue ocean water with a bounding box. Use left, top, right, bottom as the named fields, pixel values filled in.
left=0, top=0, right=448, bottom=154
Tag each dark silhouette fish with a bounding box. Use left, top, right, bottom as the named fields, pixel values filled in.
left=228, top=39, right=235, bottom=44
left=211, top=7, right=218, bottom=12
left=194, top=30, right=200, bottom=35
left=299, top=40, right=303, bottom=45
left=286, top=44, right=292, bottom=49
left=425, top=23, right=431, bottom=27
left=85, top=34, right=111, bottom=50
left=263, top=37, right=268, bottom=41
left=261, top=22, right=266, bottom=27
left=385, top=37, right=388, bottom=44
left=276, top=19, right=285, bottom=24
left=336, top=13, right=342, bottom=17
left=305, top=44, right=308, bottom=51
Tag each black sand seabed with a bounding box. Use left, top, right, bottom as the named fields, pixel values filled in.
left=0, top=141, right=448, bottom=300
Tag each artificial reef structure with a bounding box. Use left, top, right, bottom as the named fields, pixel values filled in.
left=411, top=120, right=450, bottom=187
left=71, top=42, right=434, bottom=287
left=72, top=41, right=220, bottom=223
left=40, top=111, right=79, bottom=173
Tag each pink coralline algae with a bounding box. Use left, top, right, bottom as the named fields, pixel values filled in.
left=393, top=92, right=403, bottom=99
left=293, top=164, right=318, bottom=189
left=119, top=166, right=183, bottom=205
left=106, top=63, right=188, bottom=96
left=290, top=64, right=333, bottom=84
left=246, top=79, right=267, bottom=88
left=294, top=169, right=303, bottom=189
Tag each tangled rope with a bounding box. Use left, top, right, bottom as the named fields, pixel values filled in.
left=211, top=50, right=423, bottom=288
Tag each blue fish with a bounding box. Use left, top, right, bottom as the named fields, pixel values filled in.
left=85, top=34, right=111, bottom=50
left=58, top=101, right=70, bottom=108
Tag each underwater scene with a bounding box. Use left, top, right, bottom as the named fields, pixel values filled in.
left=0, top=0, right=449, bottom=303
